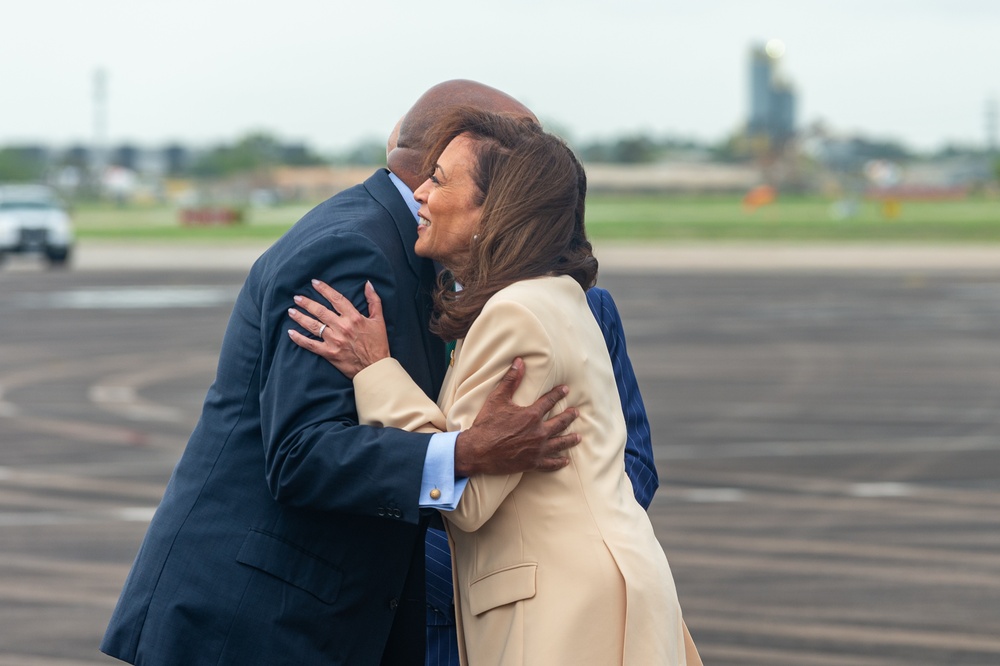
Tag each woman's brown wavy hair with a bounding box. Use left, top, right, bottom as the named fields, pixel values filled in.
left=421, top=107, right=598, bottom=341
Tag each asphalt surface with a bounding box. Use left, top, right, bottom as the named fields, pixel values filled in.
left=1, top=245, right=999, bottom=665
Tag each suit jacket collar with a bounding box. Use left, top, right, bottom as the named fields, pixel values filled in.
left=364, top=169, right=424, bottom=280
left=364, top=170, right=445, bottom=391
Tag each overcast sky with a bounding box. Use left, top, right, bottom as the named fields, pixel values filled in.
left=3, top=0, right=998, bottom=153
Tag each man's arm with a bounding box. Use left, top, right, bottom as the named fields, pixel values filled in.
left=260, top=233, right=433, bottom=522
left=274, top=247, right=581, bottom=521
left=587, top=287, right=659, bottom=508
left=291, top=277, right=582, bottom=481
left=421, top=360, right=577, bottom=511
left=453, top=359, right=577, bottom=476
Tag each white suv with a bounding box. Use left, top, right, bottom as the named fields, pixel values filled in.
left=0, top=184, right=74, bottom=266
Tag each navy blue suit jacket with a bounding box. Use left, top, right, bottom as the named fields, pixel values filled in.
left=102, top=170, right=446, bottom=666
left=424, top=286, right=658, bottom=666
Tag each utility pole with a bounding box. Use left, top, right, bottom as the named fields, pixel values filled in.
left=93, top=67, right=108, bottom=190
left=986, top=97, right=998, bottom=156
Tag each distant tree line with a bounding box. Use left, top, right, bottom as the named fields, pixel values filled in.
left=1, top=129, right=997, bottom=183
left=190, top=132, right=327, bottom=177
left=572, top=135, right=705, bottom=163
left=0, top=147, right=47, bottom=182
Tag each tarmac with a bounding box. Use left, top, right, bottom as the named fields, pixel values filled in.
left=2, top=241, right=999, bottom=664
left=56, top=239, right=1000, bottom=273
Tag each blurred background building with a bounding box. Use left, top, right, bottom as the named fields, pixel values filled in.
left=747, top=40, right=797, bottom=153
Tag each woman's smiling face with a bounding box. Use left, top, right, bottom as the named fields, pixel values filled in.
left=412, top=134, right=483, bottom=267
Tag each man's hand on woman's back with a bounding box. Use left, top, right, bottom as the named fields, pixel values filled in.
left=454, top=358, right=580, bottom=477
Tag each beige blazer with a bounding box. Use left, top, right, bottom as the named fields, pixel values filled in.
left=354, top=275, right=699, bottom=665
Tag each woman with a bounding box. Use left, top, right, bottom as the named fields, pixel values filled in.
left=288, top=109, right=700, bottom=665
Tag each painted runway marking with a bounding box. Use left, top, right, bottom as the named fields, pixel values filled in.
left=679, top=487, right=747, bottom=503
left=14, top=286, right=239, bottom=309
left=114, top=507, right=158, bottom=522
left=848, top=482, right=914, bottom=498
left=0, top=507, right=158, bottom=527
left=662, top=435, right=1000, bottom=460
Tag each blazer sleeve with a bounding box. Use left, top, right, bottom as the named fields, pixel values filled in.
left=257, top=231, right=432, bottom=523
left=353, top=357, right=448, bottom=434
left=587, top=287, right=659, bottom=508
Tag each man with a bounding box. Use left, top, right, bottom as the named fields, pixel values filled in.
left=101, top=81, right=579, bottom=666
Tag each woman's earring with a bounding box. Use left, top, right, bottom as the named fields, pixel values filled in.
left=472, top=234, right=479, bottom=241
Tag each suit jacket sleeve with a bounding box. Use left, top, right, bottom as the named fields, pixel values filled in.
left=587, top=287, right=659, bottom=508
left=257, top=231, right=432, bottom=522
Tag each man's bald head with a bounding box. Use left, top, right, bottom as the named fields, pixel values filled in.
left=386, top=116, right=403, bottom=159
left=387, top=79, right=538, bottom=190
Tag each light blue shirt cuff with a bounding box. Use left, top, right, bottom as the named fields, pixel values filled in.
left=420, top=431, right=469, bottom=511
